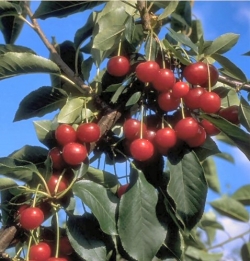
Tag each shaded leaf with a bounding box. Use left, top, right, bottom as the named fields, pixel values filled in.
left=0, top=44, right=35, bottom=55
left=243, top=50, right=250, bottom=56
left=231, top=185, right=250, bottom=205
left=125, top=91, right=141, bottom=107
left=14, top=87, right=68, bottom=122
left=212, top=85, right=233, bottom=99
left=185, top=246, right=223, bottom=261
left=73, top=180, right=118, bottom=235
left=111, top=85, right=126, bottom=104
left=239, top=96, right=250, bottom=132
left=158, top=1, right=178, bottom=20
left=124, top=15, right=135, bottom=44
left=0, top=1, right=21, bottom=16
left=190, top=19, right=203, bottom=44
left=214, top=152, right=235, bottom=163
left=0, top=178, right=18, bottom=191
left=241, top=243, right=250, bottom=261
left=220, top=89, right=240, bottom=107
left=118, top=168, right=166, bottom=261
left=145, top=35, right=159, bottom=61
left=104, top=83, right=123, bottom=93
left=210, top=196, right=249, bottom=222
left=81, top=56, right=93, bottom=82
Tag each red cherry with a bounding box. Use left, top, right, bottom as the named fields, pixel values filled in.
left=130, top=138, right=154, bottom=161
left=146, top=130, right=156, bottom=143
left=62, top=142, right=87, bottom=166
left=47, top=258, right=68, bottom=261
left=107, top=56, right=130, bottom=77
left=202, top=64, right=219, bottom=87
left=199, top=92, right=221, bottom=113
left=186, top=126, right=206, bottom=147
left=157, top=91, right=180, bottom=112
left=117, top=184, right=130, bottom=198
left=18, top=204, right=29, bottom=215
left=48, top=147, right=66, bottom=170
left=172, top=81, right=190, bottom=98
left=123, top=119, right=147, bottom=140
left=183, top=62, right=209, bottom=85
left=200, top=119, right=220, bottom=136
left=29, top=242, right=51, bottom=261
left=77, top=122, right=101, bottom=143
left=174, top=117, right=199, bottom=140
left=59, top=236, right=73, bottom=256
left=55, top=124, right=76, bottom=146
left=218, top=105, right=240, bottom=124
left=183, top=87, right=206, bottom=110
left=47, top=174, right=69, bottom=195
left=155, top=128, right=177, bottom=149
left=135, top=61, right=160, bottom=82
left=20, top=207, right=44, bottom=230
left=152, top=68, right=176, bottom=91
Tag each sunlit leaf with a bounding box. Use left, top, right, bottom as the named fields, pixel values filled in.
left=0, top=178, right=17, bottom=191
left=0, top=44, right=35, bottom=55
left=185, top=246, right=223, bottom=261
left=239, top=96, right=250, bottom=132
left=214, top=152, right=235, bottom=163
left=125, top=91, right=141, bottom=107
left=158, top=1, right=178, bottom=20
left=231, top=185, right=250, bottom=205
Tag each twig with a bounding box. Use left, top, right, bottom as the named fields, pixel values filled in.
left=137, top=0, right=151, bottom=31
left=218, top=75, right=250, bottom=92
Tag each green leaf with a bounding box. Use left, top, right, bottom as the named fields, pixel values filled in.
left=185, top=246, right=223, bottom=261
left=0, top=52, right=60, bottom=80
left=231, top=185, right=250, bottom=205
left=201, top=114, right=250, bottom=161
left=204, top=33, right=239, bottom=56
left=81, top=56, right=93, bottom=82
left=167, top=150, right=207, bottom=230
left=14, top=87, right=68, bottom=122
left=73, top=180, right=118, bottom=235
left=145, top=35, right=159, bottom=61
left=33, top=1, right=102, bottom=19
left=214, top=152, right=235, bottom=163
left=104, top=83, right=123, bottom=93
left=220, top=89, right=240, bottom=107
left=211, top=53, right=247, bottom=82
left=111, top=85, right=126, bottom=104
left=239, top=96, right=250, bottom=132
left=125, top=91, right=141, bottom=107
left=243, top=50, right=250, bottom=56
left=0, top=1, right=21, bottom=16
left=118, top=168, right=166, bottom=261
left=0, top=178, right=18, bottom=191
left=66, top=214, right=107, bottom=261
left=158, top=1, right=178, bottom=20
left=0, top=44, right=35, bottom=55
left=124, top=15, right=135, bottom=44
left=241, top=243, right=250, bottom=261
left=190, top=20, right=203, bottom=44
left=57, top=98, right=84, bottom=124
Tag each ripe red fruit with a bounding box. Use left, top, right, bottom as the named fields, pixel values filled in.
left=183, top=87, right=206, bottom=110
left=152, top=68, right=176, bottom=91
left=135, top=61, right=160, bottom=82
left=29, top=242, right=51, bottom=261
left=200, top=119, right=220, bottom=136
left=218, top=105, right=240, bottom=124
left=186, top=126, right=206, bottom=147
left=199, top=92, right=221, bottom=113
left=48, top=147, right=66, bottom=170
left=146, top=130, right=156, bottom=143
left=107, top=56, right=130, bottom=77
left=59, top=236, right=73, bottom=256
left=77, top=122, right=101, bottom=143
left=174, top=117, right=199, bottom=140
left=18, top=204, right=29, bottom=215
left=202, top=64, right=219, bottom=87
left=20, top=207, right=44, bottom=230
left=123, top=119, right=147, bottom=140
left=155, top=128, right=177, bottom=149
left=48, top=174, right=69, bottom=195
left=157, top=91, right=180, bottom=112
left=62, top=142, right=87, bottom=166
left=183, top=62, right=209, bottom=85
left=117, top=184, right=130, bottom=198
left=172, top=81, right=190, bottom=98
left=55, top=124, right=76, bottom=146
left=130, top=138, right=154, bottom=161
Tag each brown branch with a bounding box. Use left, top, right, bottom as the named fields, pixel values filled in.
left=137, top=0, right=151, bottom=31
left=0, top=226, right=17, bottom=254
left=218, top=75, right=250, bottom=92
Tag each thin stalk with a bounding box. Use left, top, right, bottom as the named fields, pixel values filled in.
left=139, top=104, right=144, bottom=139
left=0, top=14, right=34, bottom=29
left=180, top=98, right=185, bottom=119
left=54, top=209, right=60, bottom=258
left=26, top=234, right=33, bottom=261
left=74, top=47, right=80, bottom=77
left=32, top=184, right=42, bottom=207
left=55, top=74, right=85, bottom=94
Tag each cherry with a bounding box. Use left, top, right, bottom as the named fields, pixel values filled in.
left=55, top=124, right=76, bottom=146
left=48, top=147, right=66, bottom=170
left=202, top=64, right=219, bottom=87
left=117, top=184, right=130, bottom=198
left=157, top=91, right=180, bottom=112
left=59, top=236, right=73, bottom=256
left=186, top=126, right=206, bottom=147
left=20, top=207, right=44, bottom=230
left=183, top=62, right=209, bottom=85
left=218, top=105, right=240, bottom=124
left=29, top=242, right=51, bottom=261
left=183, top=87, right=206, bottom=110
left=17, top=204, right=29, bottom=215
left=146, top=130, right=156, bottom=143
left=174, top=117, right=199, bottom=140
left=200, top=119, right=220, bottom=136
left=199, top=92, right=221, bottom=113
left=130, top=138, right=154, bottom=161
left=77, top=122, right=101, bottom=143
left=155, top=128, right=177, bottom=149
left=123, top=118, right=147, bottom=141
left=172, top=81, right=190, bottom=98
left=152, top=68, right=176, bottom=92
left=62, top=142, right=87, bottom=166
left=47, top=174, right=69, bottom=195
left=135, top=61, right=160, bottom=82
left=107, top=55, right=130, bottom=77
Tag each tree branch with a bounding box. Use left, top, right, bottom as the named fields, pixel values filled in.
left=218, top=75, right=250, bottom=92
left=137, top=0, right=151, bottom=31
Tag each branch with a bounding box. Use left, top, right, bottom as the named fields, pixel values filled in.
left=218, top=75, right=250, bottom=92
left=137, top=0, right=151, bottom=31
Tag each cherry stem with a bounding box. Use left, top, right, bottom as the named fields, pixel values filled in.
left=117, top=32, right=123, bottom=56
left=153, top=32, right=165, bottom=68
left=147, top=30, right=153, bottom=61
left=26, top=234, right=33, bottom=261
left=205, top=59, right=212, bottom=92
left=54, top=169, right=66, bottom=195
left=32, top=184, right=41, bottom=208
left=180, top=98, right=185, bottom=119
left=54, top=208, right=60, bottom=258
left=84, top=99, right=88, bottom=123
left=140, top=104, right=144, bottom=139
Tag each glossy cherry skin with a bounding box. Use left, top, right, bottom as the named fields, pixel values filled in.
left=20, top=207, right=44, bottom=230
left=130, top=139, right=154, bottom=161
left=186, top=126, right=206, bottom=147
left=77, top=122, right=101, bottom=143
left=55, top=124, right=77, bottom=146
left=218, top=105, right=240, bottom=124
left=48, top=147, right=66, bottom=170
left=155, top=128, right=177, bottom=149
left=200, top=119, right=220, bottom=136
left=135, top=61, right=160, bottom=82
left=174, top=117, right=199, bottom=141
left=117, top=184, right=130, bottom=198
left=47, top=174, right=69, bottom=195
left=107, top=56, right=130, bottom=77
left=123, top=119, right=147, bottom=141
left=172, top=81, right=190, bottom=98
left=62, top=142, right=87, bottom=166
left=183, top=87, right=206, bottom=110
left=59, top=236, right=73, bottom=256
left=202, top=64, right=219, bottom=87
left=152, top=68, right=176, bottom=92
left=183, top=62, right=209, bottom=85
left=29, top=242, right=51, bottom=261
left=146, top=130, right=156, bottom=143
left=199, top=92, right=221, bottom=113
left=157, top=91, right=180, bottom=112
